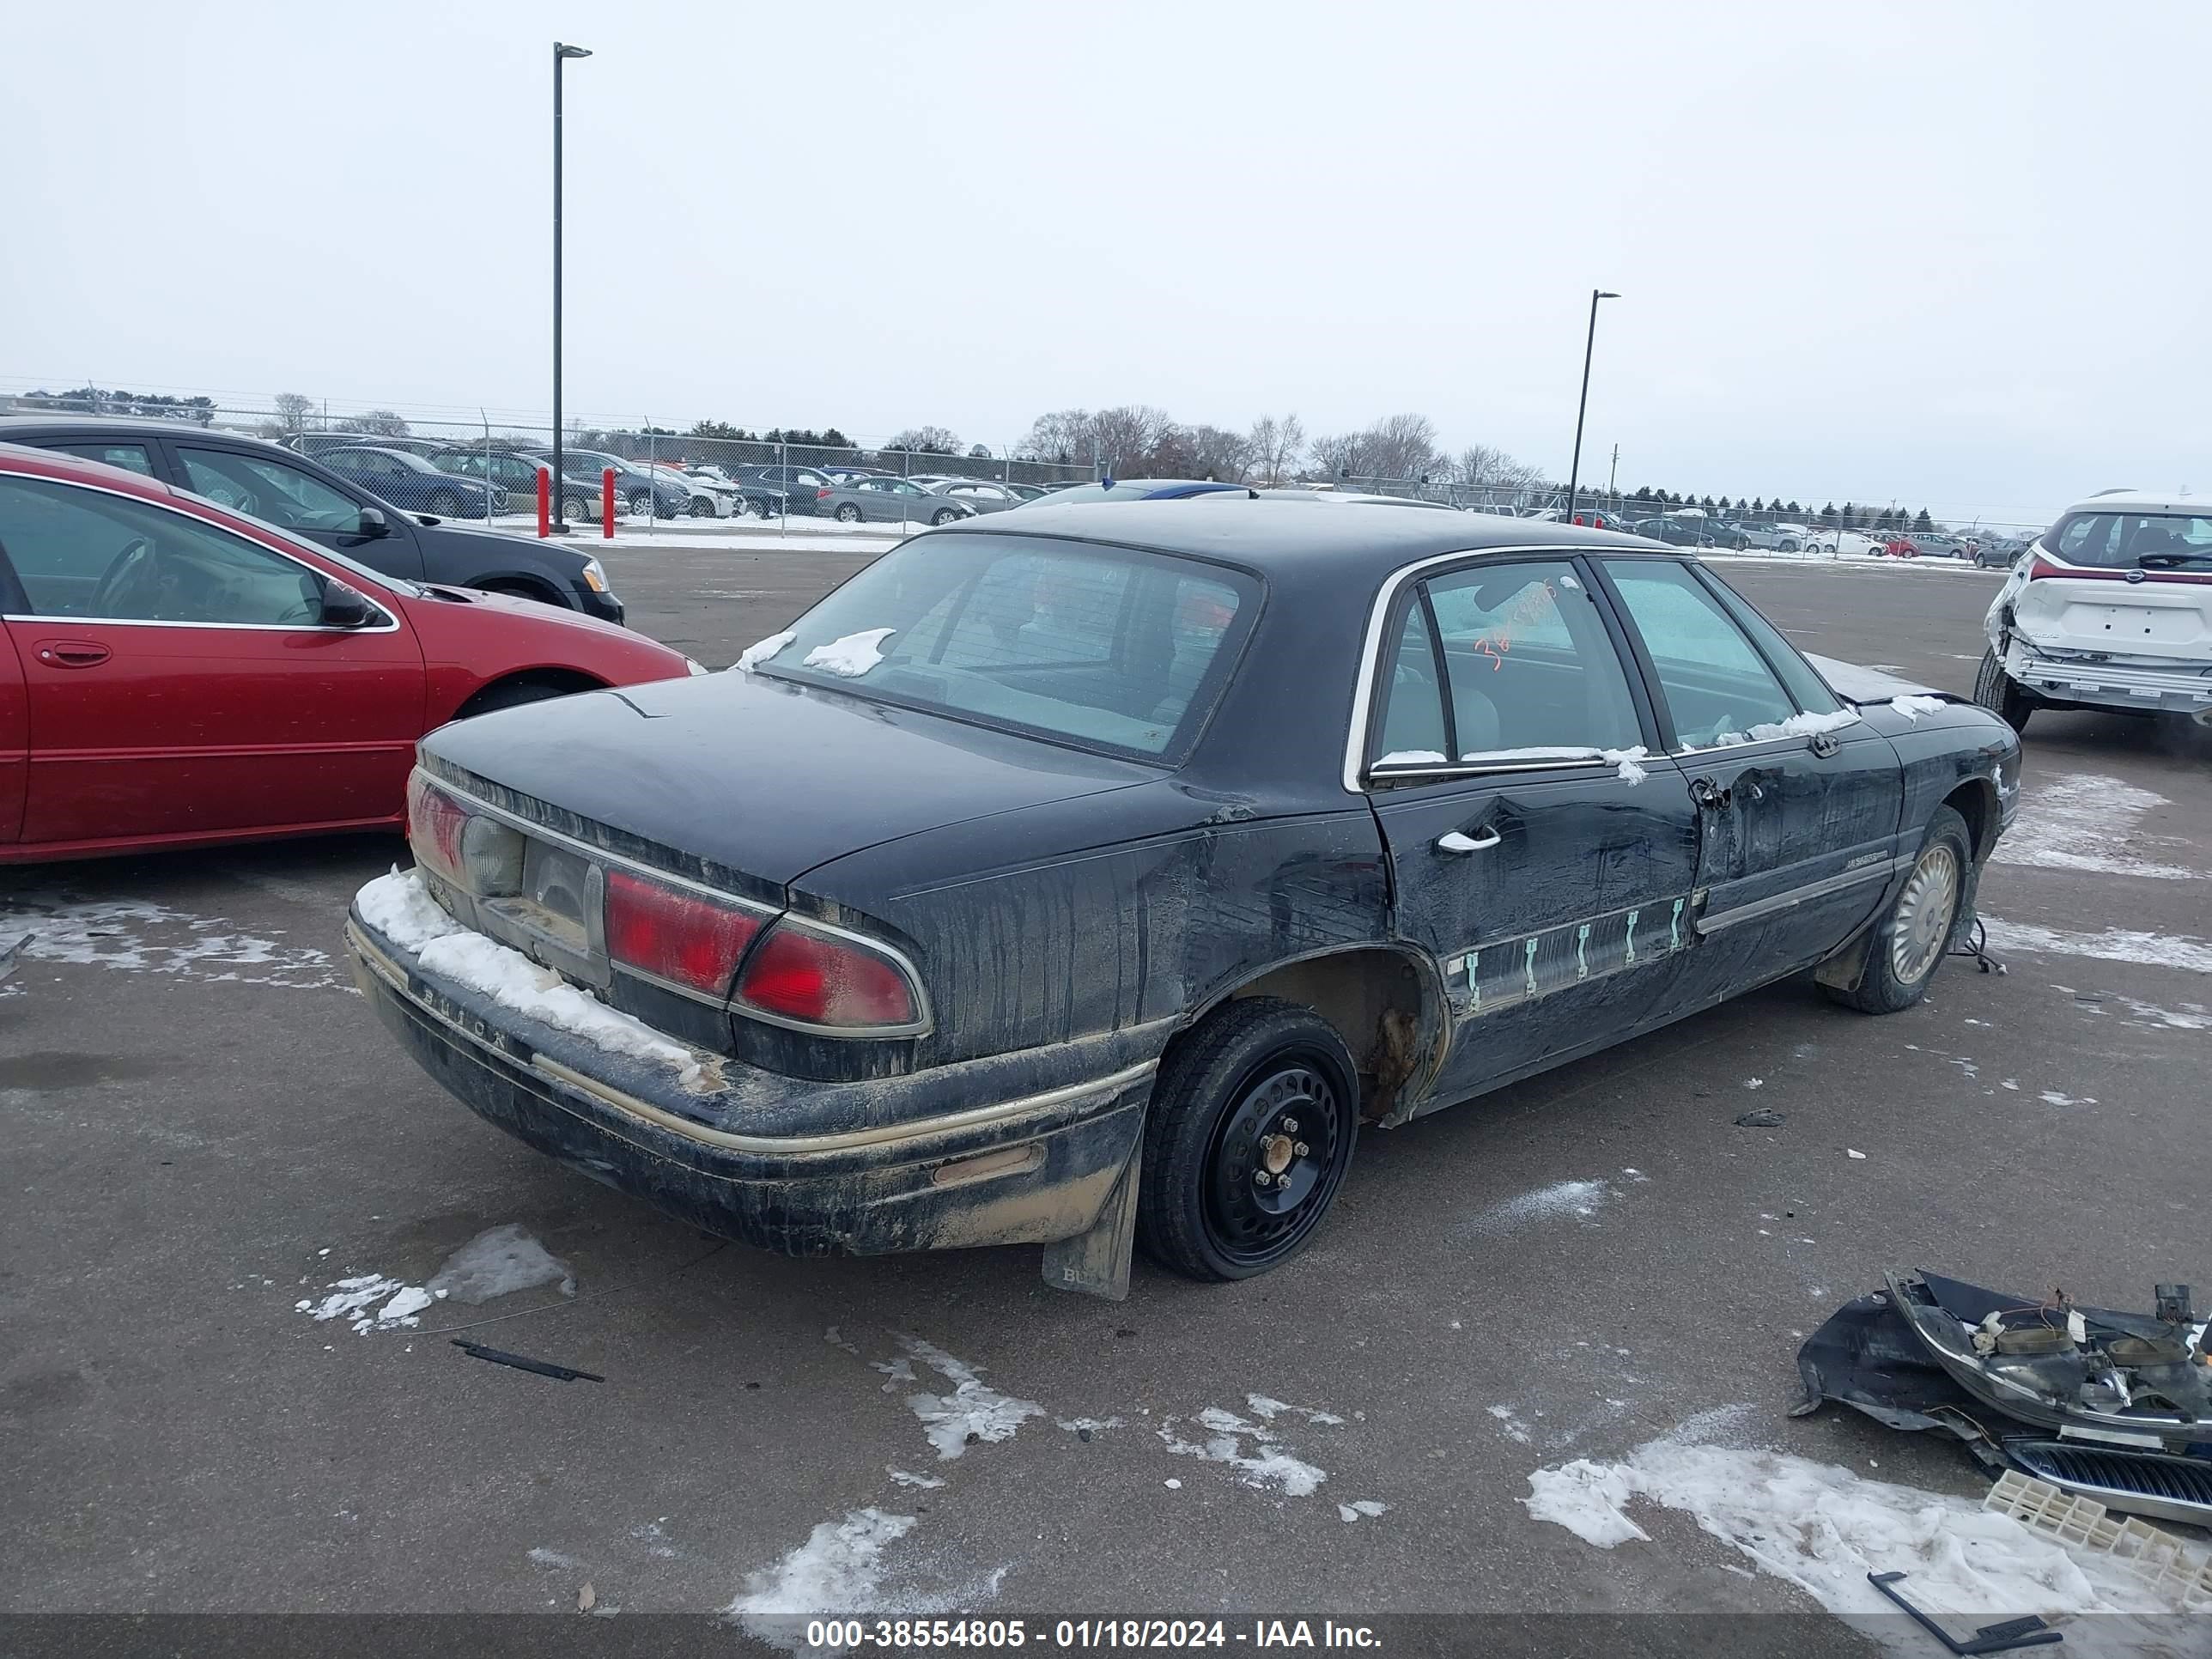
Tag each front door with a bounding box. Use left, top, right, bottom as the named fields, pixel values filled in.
left=1364, top=557, right=1703, bottom=1110
left=0, top=472, right=425, bottom=851
left=167, top=441, right=427, bottom=581
left=1595, top=557, right=1905, bottom=1014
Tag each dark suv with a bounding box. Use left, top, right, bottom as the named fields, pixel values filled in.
left=0, top=416, right=622, bottom=621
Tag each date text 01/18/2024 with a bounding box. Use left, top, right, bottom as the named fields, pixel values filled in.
left=799, top=1619, right=1382, bottom=1650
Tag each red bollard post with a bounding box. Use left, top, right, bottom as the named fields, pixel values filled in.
left=602, top=468, right=617, bottom=538
left=536, top=466, right=550, bottom=538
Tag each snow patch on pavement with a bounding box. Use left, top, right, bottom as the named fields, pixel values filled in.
left=426, top=1223, right=574, bottom=1304
left=1522, top=1432, right=2195, bottom=1653
left=1980, top=917, right=2212, bottom=975
left=3, top=892, right=339, bottom=988
left=1159, top=1406, right=1328, bottom=1497
left=1992, top=775, right=2196, bottom=882
left=295, top=1224, right=572, bottom=1334
left=898, top=1337, right=1044, bottom=1461
left=1462, top=1176, right=1614, bottom=1237
left=725, top=1508, right=916, bottom=1620
left=1337, top=1500, right=1389, bottom=1522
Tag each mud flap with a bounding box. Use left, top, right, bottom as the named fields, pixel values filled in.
left=1814, top=925, right=1873, bottom=993
left=1040, top=1141, right=1142, bottom=1301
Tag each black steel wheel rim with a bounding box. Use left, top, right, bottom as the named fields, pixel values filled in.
left=1201, top=1054, right=1345, bottom=1267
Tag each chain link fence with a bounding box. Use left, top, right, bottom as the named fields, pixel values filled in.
left=0, top=382, right=2050, bottom=558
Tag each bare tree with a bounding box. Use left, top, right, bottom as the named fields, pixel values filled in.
left=271, top=391, right=315, bottom=435
left=1086, top=405, right=1179, bottom=477
left=886, top=425, right=962, bottom=455
left=338, top=409, right=411, bottom=438
left=1017, top=408, right=1095, bottom=465
left=1361, top=412, right=1439, bottom=483
left=1183, top=423, right=1255, bottom=482
left=1247, top=413, right=1304, bottom=483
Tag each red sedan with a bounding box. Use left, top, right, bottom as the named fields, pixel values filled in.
left=0, top=444, right=699, bottom=864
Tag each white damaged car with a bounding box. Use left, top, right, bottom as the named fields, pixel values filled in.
left=1974, top=491, right=2212, bottom=733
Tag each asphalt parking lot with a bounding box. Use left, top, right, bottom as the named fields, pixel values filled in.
left=5, top=545, right=2208, bottom=1643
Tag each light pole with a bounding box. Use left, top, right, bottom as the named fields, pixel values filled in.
left=551, top=40, right=592, bottom=533
left=1565, top=289, right=1619, bottom=526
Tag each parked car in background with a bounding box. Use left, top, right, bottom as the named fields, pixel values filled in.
left=434, top=448, right=603, bottom=520
left=1771, top=523, right=1811, bottom=551
left=0, top=416, right=620, bottom=617
left=1975, top=491, right=2212, bottom=733
left=317, top=446, right=503, bottom=520
left=1802, top=529, right=1886, bottom=557
left=928, top=480, right=1026, bottom=514
left=1630, top=516, right=1715, bottom=548
left=525, top=450, right=687, bottom=520
left=1704, top=521, right=1754, bottom=550
left=1878, top=535, right=1921, bottom=558
left=1972, top=537, right=2024, bottom=568
left=288, top=432, right=450, bottom=460
left=1004, top=482, right=1051, bottom=502
left=1015, top=479, right=1255, bottom=506
left=1910, top=532, right=1968, bottom=560
left=737, top=464, right=840, bottom=515
left=822, top=465, right=894, bottom=486
left=818, top=476, right=978, bottom=526
left=347, top=503, right=2017, bottom=1301
left=640, top=460, right=735, bottom=518
left=1735, top=523, right=1802, bottom=551
left=0, top=443, right=693, bottom=864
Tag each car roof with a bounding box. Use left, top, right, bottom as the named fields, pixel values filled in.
left=957, top=498, right=1665, bottom=577
left=2065, top=491, right=2208, bottom=515
left=0, top=412, right=272, bottom=445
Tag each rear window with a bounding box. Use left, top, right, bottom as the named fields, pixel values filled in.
left=2051, top=511, right=2212, bottom=568
left=750, top=532, right=1258, bottom=760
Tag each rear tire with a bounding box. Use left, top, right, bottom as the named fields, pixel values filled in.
left=1137, top=998, right=1360, bottom=1283
left=1823, top=805, right=1972, bottom=1015
left=1972, top=647, right=2035, bottom=733
left=428, top=489, right=465, bottom=518
left=562, top=495, right=590, bottom=522
left=931, top=507, right=963, bottom=526
left=835, top=503, right=862, bottom=523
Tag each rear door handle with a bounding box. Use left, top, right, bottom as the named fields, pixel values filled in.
left=33, top=640, right=112, bottom=669
left=1436, top=828, right=1501, bottom=854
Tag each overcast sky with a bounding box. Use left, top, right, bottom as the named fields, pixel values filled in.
left=6, top=3, right=2204, bottom=524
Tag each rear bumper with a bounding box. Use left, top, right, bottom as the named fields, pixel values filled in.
left=2004, top=640, right=2212, bottom=715
left=346, top=918, right=1152, bottom=1259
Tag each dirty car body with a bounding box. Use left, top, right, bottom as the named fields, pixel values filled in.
left=348, top=505, right=2021, bottom=1297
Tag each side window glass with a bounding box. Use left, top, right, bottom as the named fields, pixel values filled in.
left=0, top=476, right=336, bottom=626
left=1371, top=603, right=1449, bottom=765
left=1694, top=568, right=1840, bottom=715
left=178, top=448, right=363, bottom=533
left=1603, top=560, right=1800, bottom=747
left=47, top=442, right=155, bottom=476
left=1423, top=562, right=1640, bottom=756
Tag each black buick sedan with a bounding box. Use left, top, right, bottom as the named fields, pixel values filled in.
left=348, top=506, right=2020, bottom=1298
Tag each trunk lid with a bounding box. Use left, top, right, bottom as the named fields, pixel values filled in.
left=2011, top=562, right=2212, bottom=665
left=418, top=668, right=1155, bottom=893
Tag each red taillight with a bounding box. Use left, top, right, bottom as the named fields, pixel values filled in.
left=407, top=773, right=471, bottom=881
left=605, top=869, right=763, bottom=999
left=2027, top=556, right=2062, bottom=581
left=733, top=922, right=919, bottom=1030
left=816, top=486, right=832, bottom=499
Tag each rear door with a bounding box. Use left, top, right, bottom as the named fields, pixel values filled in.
left=0, top=593, right=23, bottom=844
left=0, top=472, right=426, bottom=851
left=1364, top=556, right=1701, bottom=1106
left=1595, top=556, right=1904, bottom=1012
left=167, top=441, right=428, bottom=581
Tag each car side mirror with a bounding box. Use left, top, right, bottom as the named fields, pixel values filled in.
left=356, top=506, right=389, bottom=538
left=320, top=580, right=375, bottom=629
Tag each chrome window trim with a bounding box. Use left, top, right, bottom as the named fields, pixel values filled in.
left=423, top=772, right=936, bottom=1037
left=0, top=471, right=404, bottom=632
left=1368, top=756, right=1614, bottom=782
left=1342, top=544, right=1629, bottom=793
left=1, top=611, right=397, bottom=635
